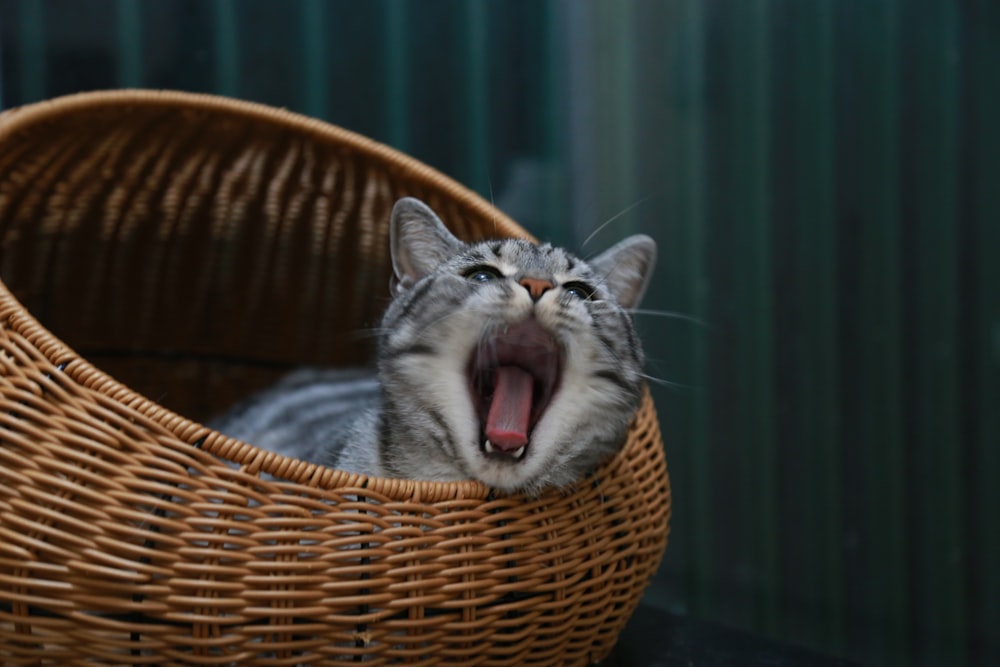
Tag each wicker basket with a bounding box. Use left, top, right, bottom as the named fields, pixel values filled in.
left=0, top=90, right=670, bottom=666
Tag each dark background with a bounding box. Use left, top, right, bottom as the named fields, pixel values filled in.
left=2, top=1, right=998, bottom=665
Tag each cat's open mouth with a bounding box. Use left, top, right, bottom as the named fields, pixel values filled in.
left=468, top=318, right=563, bottom=462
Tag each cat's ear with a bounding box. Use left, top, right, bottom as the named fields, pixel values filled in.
left=588, top=235, right=657, bottom=310
left=390, top=197, right=463, bottom=287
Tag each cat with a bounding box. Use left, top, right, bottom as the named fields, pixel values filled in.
left=211, top=197, right=656, bottom=495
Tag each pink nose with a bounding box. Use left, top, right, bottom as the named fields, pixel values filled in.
left=519, top=277, right=553, bottom=301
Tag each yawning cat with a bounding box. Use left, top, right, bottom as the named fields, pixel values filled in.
left=212, top=197, right=656, bottom=494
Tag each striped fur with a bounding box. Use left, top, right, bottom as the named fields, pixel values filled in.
left=212, top=197, right=656, bottom=494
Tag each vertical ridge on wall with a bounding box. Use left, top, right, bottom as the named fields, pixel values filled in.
left=539, top=0, right=564, bottom=237
left=717, top=0, right=779, bottom=637
left=966, top=6, right=1000, bottom=664
left=837, top=1, right=908, bottom=665
left=213, top=0, right=239, bottom=97
left=678, top=0, right=711, bottom=623
left=383, top=0, right=410, bottom=152
left=901, top=2, right=966, bottom=664
left=593, top=0, right=638, bottom=232
left=635, top=0, right=698, bottom=616
left=115, top=0, right=142, bottom=88
left=300, top=0, right=330, bottom=120
left=461, top=1, right=490, bottom=198
left=16, top=0, right=45, bottom=104
left=775, top=0, right=844, bottom=654
left=747, top=2, right=777, bottom=638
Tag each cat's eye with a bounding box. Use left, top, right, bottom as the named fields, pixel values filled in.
left=563, top=281, right=596, bottom=300
left=463, top=265, right=503, bottom=283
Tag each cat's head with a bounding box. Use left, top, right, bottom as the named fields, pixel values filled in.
left=376, top=197, right=656, bottom=494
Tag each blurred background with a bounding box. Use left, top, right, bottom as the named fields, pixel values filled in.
left=1, top=1, right=997, bottom=665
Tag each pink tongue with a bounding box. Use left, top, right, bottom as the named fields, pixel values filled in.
left=485, top=366, right=533, bottom=451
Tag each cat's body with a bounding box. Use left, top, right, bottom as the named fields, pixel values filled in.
left=212, top=197, right=656, bottom=494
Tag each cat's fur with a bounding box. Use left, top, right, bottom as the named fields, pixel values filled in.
left=212, top=197, right=656, bottom=494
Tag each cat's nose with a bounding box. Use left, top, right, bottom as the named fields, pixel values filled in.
left=519, top=277, right=553, bottom=302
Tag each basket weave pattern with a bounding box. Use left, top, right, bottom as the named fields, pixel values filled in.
left=0, top=91, right=670, bottom=665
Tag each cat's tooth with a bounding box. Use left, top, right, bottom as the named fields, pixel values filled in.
left=484, top=439, right=495, bottom=454
left=513, top=446, right=526, bottom=459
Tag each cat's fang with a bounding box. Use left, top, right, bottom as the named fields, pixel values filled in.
left=482, top=439, right=527, bottom=461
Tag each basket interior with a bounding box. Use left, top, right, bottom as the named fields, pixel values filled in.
left=0, top=92, right=526, bottom=424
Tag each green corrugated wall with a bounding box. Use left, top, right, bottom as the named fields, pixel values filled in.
left=1, top=1, right=997, bottom=665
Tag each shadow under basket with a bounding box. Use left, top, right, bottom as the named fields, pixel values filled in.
left=0, top=90, right=670, bottom=666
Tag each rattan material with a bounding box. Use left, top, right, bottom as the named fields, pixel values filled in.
left=0, top=90, right=670, bottom=666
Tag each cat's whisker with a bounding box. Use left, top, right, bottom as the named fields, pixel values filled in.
left=345, top=327, right=388, bottom=342
left=581, top=196, right=652, bottom=250
left=412, top=306, right=475, bottom=339
left=626, top=309, right=707, bottom=327
left=570, top=262, right=622, bottom=304
left=639, top=373, right=688, bottom=391
left=488, top=177, right=498, bottom=238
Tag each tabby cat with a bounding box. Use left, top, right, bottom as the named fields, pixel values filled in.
left=212, top=197, right=656, bottom=494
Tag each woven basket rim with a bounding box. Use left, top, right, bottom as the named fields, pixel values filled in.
left=0, top=89, right=530, bottom=239
left=0, top=89, right=651, bottom=504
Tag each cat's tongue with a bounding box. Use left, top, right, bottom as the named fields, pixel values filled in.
left=485, top=366, right=533, bottom=451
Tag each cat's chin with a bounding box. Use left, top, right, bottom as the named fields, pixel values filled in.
left=467, top=455, right=546, bottom=494
left=465, top=439, right=584, bottom=495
